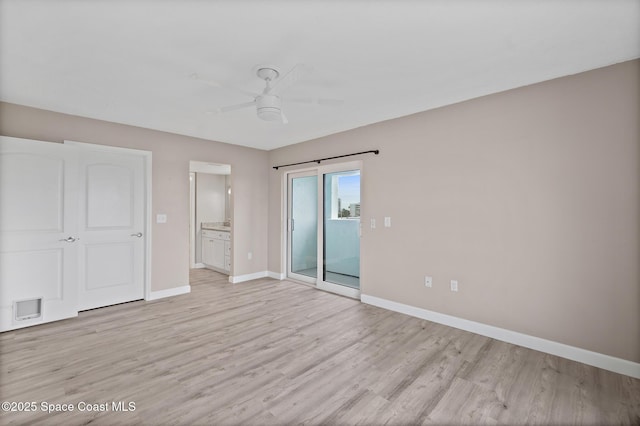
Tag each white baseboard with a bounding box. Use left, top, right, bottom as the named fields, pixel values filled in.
left=192, top=263, right=205, bottom=269
left=148, top=285, right=191, bottom=301
left=230, top=271, right=285, bottom=283
left=360, top=294, right=640, bottom=379
left=268, top=271, right=285, bottom=280
left=229, top=271, right=269, bottom=284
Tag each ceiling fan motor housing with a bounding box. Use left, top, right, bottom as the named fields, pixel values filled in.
left=257, top=94, right=282, bottom=121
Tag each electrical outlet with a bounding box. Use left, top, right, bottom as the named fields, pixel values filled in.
left=371, top=218, right=376, bottom=229
left=450, top=280, right=458, bottom=292
left=424, top=276, right=432, bottom=288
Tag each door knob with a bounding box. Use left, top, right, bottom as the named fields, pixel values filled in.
left=58, top=237, right=78, bottom=243
left=130, top=232, right=143, bottom=238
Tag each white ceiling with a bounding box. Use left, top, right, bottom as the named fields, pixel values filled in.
left=1, top=1, right=638, bottom=151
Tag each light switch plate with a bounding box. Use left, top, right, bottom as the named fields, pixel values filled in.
left=384, top=217, right=391, bottom=227
left=156, top=214, right=167, bottom=223
left=371, top=218, right=376, bottom=229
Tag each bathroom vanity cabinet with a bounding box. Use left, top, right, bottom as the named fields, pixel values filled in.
left=202, top=229, right=230, bottom=273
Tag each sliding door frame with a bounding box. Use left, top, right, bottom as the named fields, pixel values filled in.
left=286, top=169, right=318, bottom=284
left=283, top=160, right=362, bottom=299
left=316, top=161, right=362, bottom=299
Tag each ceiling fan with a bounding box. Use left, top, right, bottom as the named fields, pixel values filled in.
left=192, top=64, right=342, bottom=124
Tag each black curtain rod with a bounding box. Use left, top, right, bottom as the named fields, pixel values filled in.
left=273, top=149, right=379, bottom=170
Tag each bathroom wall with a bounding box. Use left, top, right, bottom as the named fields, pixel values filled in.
left=195, top=172, right=226, bottom=263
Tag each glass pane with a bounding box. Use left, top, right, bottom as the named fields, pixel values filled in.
left=291, top=175, right=317, bottom=278
left=323, top=170, right=360, bottom=288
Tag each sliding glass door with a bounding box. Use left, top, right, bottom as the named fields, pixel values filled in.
left=287, top=171, right=318, bottom=283
left=287, top=161, right=362, bottom=298
left=319, top=169, right=361, bottom=296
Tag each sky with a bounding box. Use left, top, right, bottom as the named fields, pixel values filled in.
left=337, top=174, right=360, bottom=208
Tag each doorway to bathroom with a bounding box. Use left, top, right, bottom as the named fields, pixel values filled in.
left=189, top=161, right=232, bottom=275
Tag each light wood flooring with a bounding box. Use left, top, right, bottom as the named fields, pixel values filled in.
left=1, top=268, right=639, bottom=425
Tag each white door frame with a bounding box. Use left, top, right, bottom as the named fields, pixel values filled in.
left=189, top=172, right=201, bottom=268
left=64, top=140, right=153, bottom=301
left=282, top=160, right=362, bottom=299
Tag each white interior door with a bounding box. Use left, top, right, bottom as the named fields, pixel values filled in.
left=0, top=136, right=79, bottom=331
left=77, top=149, right=146, bottom=311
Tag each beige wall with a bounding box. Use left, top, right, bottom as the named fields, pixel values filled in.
left=0, top=102, right=270, bottom=291
left=1, top=60, right=637, bottom=363
left=268, top=60, right=640, bottom=363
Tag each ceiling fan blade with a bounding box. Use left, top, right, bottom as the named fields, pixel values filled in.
left=190, top=73, right=259, bottom=98
left=317, top=98, right=344, bottom=106
left=269, top=64, right=312, bottom=94
left=213, top=101, right=255, bottom=113
left=282, top=96, right=314, bottom=104
left=282, top=96, right=344, bottom=106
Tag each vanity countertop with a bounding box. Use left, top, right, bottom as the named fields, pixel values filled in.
left=201, top=222, right=230, bottom=232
